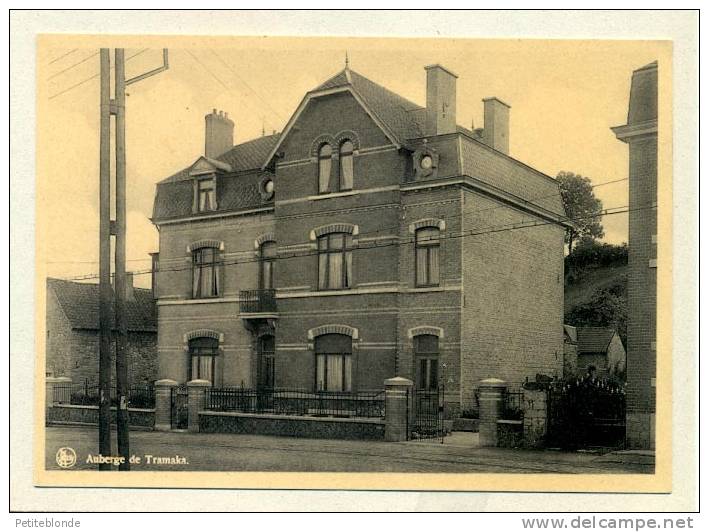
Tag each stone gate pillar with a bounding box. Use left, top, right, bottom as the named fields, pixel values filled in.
left=187, top=379, right=211, bottom=433
left=384, top=377, right=413, bottom=442
left=154, top=379, right=178, bottom=432
left=478, top=378, right=507, bottom=447
left=522, top=386, right=548, bottom=448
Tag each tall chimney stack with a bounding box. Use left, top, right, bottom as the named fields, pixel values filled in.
left=204, top=109, right=234, bottom=159
left=481, top=97, right=510, bottom=155
left=425, top=64, right=458, bottom=136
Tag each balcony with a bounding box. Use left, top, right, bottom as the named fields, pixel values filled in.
left=239, top=289, right=278, bottom=319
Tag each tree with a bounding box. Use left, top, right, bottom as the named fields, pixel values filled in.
left=557, top=171, right=605, bottom=254
left=565, top=282, right=627, bottom=348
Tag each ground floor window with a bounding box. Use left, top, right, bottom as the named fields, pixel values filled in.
left=315, top=333, right=352, bottom=392
left=189, top=336, right=219, bottom=383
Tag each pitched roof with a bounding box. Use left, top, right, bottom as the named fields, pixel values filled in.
left=48, top=278, right=157, bottom=332
left=563, top=324, right=578, bottom=344
left=313, top=68, right=425, bottom=144
left=152, top=171, right=268, bottom=221
left=160, top=134, right=280, bottom=184
left=576, top=326, right=616, bottom=353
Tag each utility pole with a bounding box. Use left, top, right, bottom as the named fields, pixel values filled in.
left=114, top=48, right=130, bottom=470
left=98, top=48, right=112, bottom=471
left=97, top=47, right=168, bottom=471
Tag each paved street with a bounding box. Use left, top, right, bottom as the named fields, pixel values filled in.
left=45, top=426, right=652, bottom=474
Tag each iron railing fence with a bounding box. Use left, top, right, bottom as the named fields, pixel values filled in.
left=204, top=387, right=385, bottom=419
left=502, top=388, right=524, bottom=420
left=52, top=382, right=156, bottom=409
left=239, top=289, right=277, bottom=314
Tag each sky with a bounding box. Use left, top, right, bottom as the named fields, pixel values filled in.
left=36, top=36, right=667, bottom=289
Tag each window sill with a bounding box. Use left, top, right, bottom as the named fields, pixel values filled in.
left=310, top=190, right=358, bottom=201
left=410, top=285, right=443, bottom=292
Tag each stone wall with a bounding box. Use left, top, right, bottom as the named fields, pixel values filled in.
left=199, top=411, right=385, bottom=440
left=47, top=404, right=155, bottom=429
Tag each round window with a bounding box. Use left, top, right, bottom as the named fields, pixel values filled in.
left=420, top=155, right=433, bottom=170
left=264, top=179, right=274, bottom=194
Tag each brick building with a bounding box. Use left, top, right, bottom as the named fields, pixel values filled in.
left=45, top=277, right=157, bottom=386
left=151, top=64, right=569, bottom=413
left=612, top=61, right=658, bottom=449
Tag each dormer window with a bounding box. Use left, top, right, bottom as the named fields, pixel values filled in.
left=197, top=178, right=216, bottom=212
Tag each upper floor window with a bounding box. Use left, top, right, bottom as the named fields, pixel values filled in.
left=259, top=241, right=277, bottom=290
left=414, top=334, right=439, bottom=391
left=415, top=227, right=440, bottom=287
left=192, top=247, right=220, bottom=298
left=339, top=140, right=354, bottom=191
left=197, top=178, right=217, bottom=212
left=318, top=233, right=353, bottom=290
left=318, top=144, right=332, bottom=193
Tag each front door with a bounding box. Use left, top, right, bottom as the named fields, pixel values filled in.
left=257, top=335, right=275, bottom=390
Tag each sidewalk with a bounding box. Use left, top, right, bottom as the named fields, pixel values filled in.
left=45, top=426, right=654, bottom=474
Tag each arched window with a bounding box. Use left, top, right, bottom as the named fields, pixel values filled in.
left=192, top=246, right=220, bottom=298
left=259, top=241, right=277, bottom=290
left=189, top=336, right=219, bottom=383
left=415, top=227, right=440, bottom=287
left=339, top=140, right=354, bottom=191
left=315, top=333, right=352, bottom=392
left=318, top=144, right=332, bottom=193
left=414, top=334, right=439, bottom=391
left=318, top=232, right=353, bottom=290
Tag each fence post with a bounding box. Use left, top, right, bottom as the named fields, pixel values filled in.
left=523, top=386, right=548, bottom=448
left=186, top=379, right=211, bottom=433
left=384, top=377, right=413, bottom=442
left=154, top=379, right=178, bottom=431
left=478, top=378, right=507, bottom=447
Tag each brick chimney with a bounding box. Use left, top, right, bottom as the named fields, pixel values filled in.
left=425, top=64, right=457, bottom=136
left=481, top=97, right=510, bottom=155
left=204, top=109, right=234, bottom=159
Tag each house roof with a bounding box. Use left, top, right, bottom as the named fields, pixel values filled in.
left=563, top=324, right=578, bottom=344
left=576, top=326, right=616, bottom=354
left=154, top=65, right=565, bottom=220
left=315, top=68, right=426, bottom=142
left=160, top=134, right=280, bottom=184
left=47, top=278, right=157, bottom=332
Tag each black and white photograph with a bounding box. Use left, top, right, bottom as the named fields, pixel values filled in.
left=9, top=8, right=699, bottom=515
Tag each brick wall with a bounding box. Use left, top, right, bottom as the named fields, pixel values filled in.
left=626, top=135, right=657, bottom=448
left=46, top=285, right=157, bottom=385
left=45, top=286, right=74, bottom=378
left=460, top=189, right=565, bottom=408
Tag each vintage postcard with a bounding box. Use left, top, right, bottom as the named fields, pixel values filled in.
left=29, top=30, right=676, bottom=496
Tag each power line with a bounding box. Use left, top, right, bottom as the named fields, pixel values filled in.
left=47, top=51, right=99, bottom=81
left=184, top=49, right=232, bottom=93
left=47, top=49, right=149, bottom=100
left=50, top=175, right=629, bottom=270
left=48, top=48, right=78, bottom=65
left=58, top=202, right=652, bottom=282
left=210, top=50, right=287, bottom=126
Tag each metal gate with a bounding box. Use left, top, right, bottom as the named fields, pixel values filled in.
left=409, top=387, right=443, bottom=439
left=171, top=384, right=189, bottom=430
left=546, top=379, right=626, bottom=450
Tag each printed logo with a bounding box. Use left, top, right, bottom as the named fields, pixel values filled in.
left=55, top=447, right=77, bottom=469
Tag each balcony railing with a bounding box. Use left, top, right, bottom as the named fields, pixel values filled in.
left=239, top=289, right=277, bottom=314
